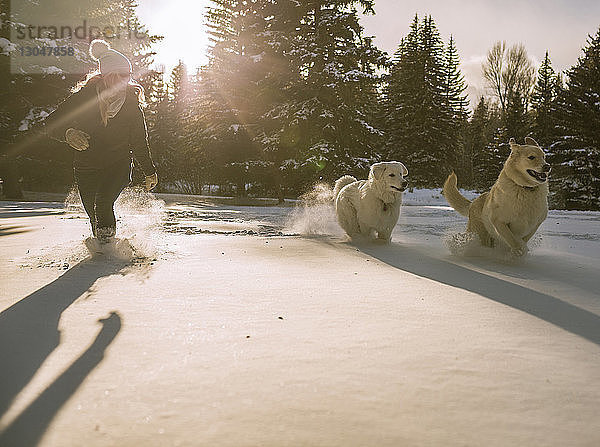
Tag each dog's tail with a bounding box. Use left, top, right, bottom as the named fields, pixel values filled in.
left=443, top=172, right=471, bottom=217
left=333, top=175, right=357, bottom=200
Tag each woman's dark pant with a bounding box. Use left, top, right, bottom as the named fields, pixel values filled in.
left=74, top=159, right=132, bottom=239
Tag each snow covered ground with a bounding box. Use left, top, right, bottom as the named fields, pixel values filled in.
left=0, top=188, right=599, bottom=446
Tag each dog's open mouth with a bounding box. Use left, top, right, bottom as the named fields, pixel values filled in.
left=391, top=185, right=406, bottom=192
left=526, top=169, right=548, bottom=182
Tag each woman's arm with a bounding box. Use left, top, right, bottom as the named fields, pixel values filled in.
left=43, top=86, right=94, bottom=141
left=128, top=92, right=156, bottom=176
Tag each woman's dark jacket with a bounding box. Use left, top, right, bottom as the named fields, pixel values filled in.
left=45, top=76, right=156, bottom=176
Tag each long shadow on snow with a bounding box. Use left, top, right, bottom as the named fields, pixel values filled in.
left=475, top=252, right=600, bottom=297
left=0, top=202, right=65, bottom=219
left=355, top=241, right=600, bottom=347
left=0, top=259, right=126, bottom=442
left=0, top=312, right=121, bottom=447
left=0, top=225, right=32, bottom=237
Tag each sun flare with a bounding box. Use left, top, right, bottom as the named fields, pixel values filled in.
left=137, top=0, right=211, bottom=72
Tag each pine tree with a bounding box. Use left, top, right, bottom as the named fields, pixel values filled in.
left=464, top=96, right=500, bottom=187
left=145, top=68, right=176, bottom=189
left=143, top=63, right=202, bottom=192
left=442, top=34, right=470, bottom=180
left=196, top=0, right=272, bottom=196
left=531, top=50, right=558, bottom=146
left=197, top=0, right=386, bottom=197
left=550, top=27, right=600, bottom=210
left=250, top=0, right=311, bottom=199
left=384, top=15, right=459, bottom=187
left=503, top=89, right=531, bottom=141
left=168, top=60, right=191, bottom=111
left=442, top=35, right=470, bottom=120
left=266, top=0, right=386, bottom=185
left=473, top=125, right=509, bottom=191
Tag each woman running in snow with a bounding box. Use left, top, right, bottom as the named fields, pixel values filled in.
left=45, top=39, right=158, bottom=242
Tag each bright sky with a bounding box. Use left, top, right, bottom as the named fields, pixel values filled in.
left=136, top=0, right=212, bottom=73
left=136, top=0, right=600, bottom=106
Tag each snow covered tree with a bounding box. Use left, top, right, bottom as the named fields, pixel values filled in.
left=384, top=15, right=460, bottom=187
left=259, top=0, right=387, bottom=189
left=247, top=0, right=313, bottom=198
left=550, top=27, right=600, bottom=210
left=191, top=0, right=276, bottom=196
left=442, top=35, right=470, bottom=120
left=196, top=0, right=386, bottom=197
left=441, top=34, right=470, bottom=181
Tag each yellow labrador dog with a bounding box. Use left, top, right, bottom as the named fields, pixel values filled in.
left=334, top=161, right=408, bottom=242
left=443, top=137, right=550, bottom=256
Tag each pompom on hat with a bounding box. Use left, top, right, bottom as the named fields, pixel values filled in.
left=89, top=39, right=132, bottom=75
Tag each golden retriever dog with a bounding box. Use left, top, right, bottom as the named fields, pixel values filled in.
left=334, top=161, right=408, bottom=242
left=443, top=137, right=550, bottom=256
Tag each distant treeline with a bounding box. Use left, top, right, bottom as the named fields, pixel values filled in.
left=1, top=0, right=598, bottom=209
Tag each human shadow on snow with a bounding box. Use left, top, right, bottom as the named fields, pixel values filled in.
left=354, top=241, right=600, bottom=347
left=0, top=312, right=121, bottom=447
left=0, top=259, right=126, bottom=445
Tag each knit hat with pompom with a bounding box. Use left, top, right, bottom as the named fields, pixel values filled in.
left=89, top=39, right=132, bottom=75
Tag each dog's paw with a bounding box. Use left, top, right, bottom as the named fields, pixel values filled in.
left=374, top=238, right=391, bottom=245
left=511, top=245, right=528, bottom=257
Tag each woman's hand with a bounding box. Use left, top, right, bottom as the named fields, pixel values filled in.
left=145, top=172, right=158, bottom=192
left=65, top=128, right=90, bottom=151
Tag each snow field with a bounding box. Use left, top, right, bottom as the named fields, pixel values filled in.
left=0, top=189, right=599, bottom=446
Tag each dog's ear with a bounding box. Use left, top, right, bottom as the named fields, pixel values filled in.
left=399, top=162, right=408, bottom=177
left=509, top=138, right=520, bottom=153
left=524, top=137, right=539, bottom=147
left=369, top=163, right=386, bottom=181
left=509, top=138, right=517, bottom=146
